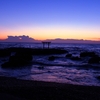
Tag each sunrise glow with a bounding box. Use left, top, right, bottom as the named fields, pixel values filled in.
left=0, top=0, right=100, bottom=41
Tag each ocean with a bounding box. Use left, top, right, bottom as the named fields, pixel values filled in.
left=0, top=42, right=100, bottom=86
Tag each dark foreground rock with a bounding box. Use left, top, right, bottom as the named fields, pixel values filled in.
left=1, top=48, right=67, bottom=55
left=80, top=52, right=97, bottom=57
left=71, top=56, right=81, bottom=61
left=0, top=49, right=11, bottom=57
left=48, top=56, right=56, bottom=61
left=1, top=52, right=33, bottom=68
left=1, top=48, right=67, bottom=68
left=0, top=76, right=100, bottom=100
left=65, top=54, right=72, bottom=58
left=96, top=76, right=100, bottom=80
left=88, top=57, right=100, bottom=64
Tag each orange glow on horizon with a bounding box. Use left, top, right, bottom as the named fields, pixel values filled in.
left=0, top=26, right=100, bottom=41
left=0, top=35, right=7, bottom=40
left=0, top=35, right=100, bottom=41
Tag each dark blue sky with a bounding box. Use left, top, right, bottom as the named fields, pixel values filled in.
left=0, top=0, right=100, bottom=40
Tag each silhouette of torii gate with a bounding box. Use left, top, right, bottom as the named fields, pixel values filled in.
left=42, top=42, right=51, bottom=49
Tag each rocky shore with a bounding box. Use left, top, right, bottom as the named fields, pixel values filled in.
left=0, top=47, right=100, bottom=100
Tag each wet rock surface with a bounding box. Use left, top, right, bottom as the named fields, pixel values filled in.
left=65, top=54, right=72, bottom=58
left=0, top=49, right=11, bottom=57
left=48, top=56, right=56, bottom=61
left=1, top=48, right=67, bottom=68
left=1, top=52, right=33, bottom=68
left=0, top=47, right=67, bottom=55
left=88, top=56, right=100, bottom=64
left=80, top=52, right=97, bottom=57
left=71, top=56, right=81, bottom=61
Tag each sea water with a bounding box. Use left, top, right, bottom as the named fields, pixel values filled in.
left=0, top=42, right=100, bottom=86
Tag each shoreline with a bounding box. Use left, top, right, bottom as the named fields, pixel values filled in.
left=0, top=76, right=100, bottom=100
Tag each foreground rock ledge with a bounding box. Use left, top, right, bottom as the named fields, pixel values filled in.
left=0, top=76, right=100, bottom=100
left=1, top=48, right=67, bottom=68
left=0, top=47, right=67, bottom=55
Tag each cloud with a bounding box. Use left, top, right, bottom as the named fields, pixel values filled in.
left=5, top=35, right=35, bottom=42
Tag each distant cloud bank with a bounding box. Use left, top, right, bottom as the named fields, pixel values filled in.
left=0, top=35, right=38, bottom=42
left=6, top=35, right=34, bottom=42
left=0, top=35, right=100, bottom=44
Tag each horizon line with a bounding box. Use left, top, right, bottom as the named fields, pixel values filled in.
left=0, top=35, right=100, bottom=42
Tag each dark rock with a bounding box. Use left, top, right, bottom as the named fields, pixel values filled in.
left=96, top=76, right=100, bottom=80
left=66, top=54, right=72, bottom=58
left=35, top=49, right=67, bottom=55
left=0, top=49, right=11, bottom=57
left=2, top=62, right=11, bottom=68
left=71, top=56, right=81, bottom=61
left=88, top=57, right=100, bottom=64
left=48, top=56, right=55, bottom=61
left=0, top=48, right=67, bottom=55
left=37, top=66, right=44, bottom=70
left=1, top=52, right=33, bottom=68
left=10, top=52, right=33, bottom=62
left=80, top=52, right=97, bottom=57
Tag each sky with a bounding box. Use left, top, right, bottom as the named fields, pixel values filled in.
left=0, top=0, right=100, bottom=41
